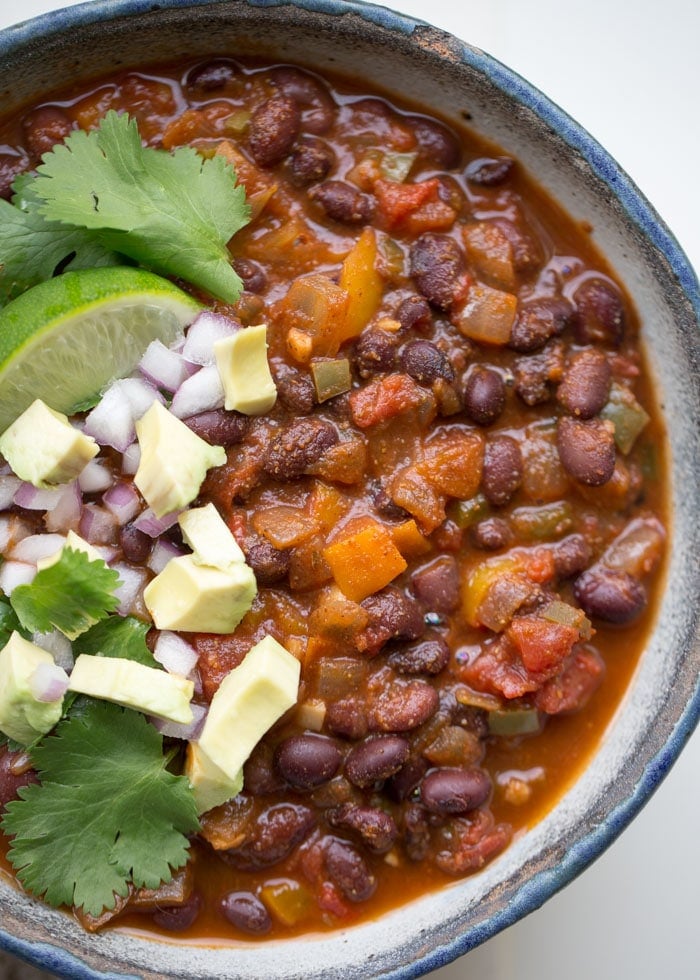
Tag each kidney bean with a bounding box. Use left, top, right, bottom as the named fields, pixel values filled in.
left=326, top=803, right=398, bottom=853
left=288, top=136, right=335, bottom=185
left=410, top=232, right=466, bottom=311
left=574, top=566, right=646, bottom=624
left=556, top=415, right=616, bottom=486
left=248, top=94, right=301, bottom=167
left=406, top=115, right=461, bottom=169
left=326, top=697, right=369, bottom=740
left=0, top=749, right=37, bottom=810
left=222, top=803, right=316, bottom=871
left=232, top=257, right=267, bottom=294
left=464, top=156, right=515, bottom=186
left=356, top=587, right=425, bottom=656
left=243, top=742, right=286, bottom=796
left=0, top=151, right=27, bottom=200
left=550, top=533, right=592, bottom=579
left=273, top=364, right=315, bottom=415
left=509, top=298, right=574, bottom=354
left=388, top=635, right=450, bottom=676
left=471, top=517, right=512, bottom=551
left=353, top=329, right=397, bottom=378
left=345, top=734, right=410, bottom=788
left=411, top=557, right=459, bottom=613
left=220, top=891, right=272, bottom=935
left=572, top=277, right=626, bottom=346
left=184, top=408, right=250, bottom=446
left=400, top=340, right=454, bottom=385
left=263, top=417, right=339, bottom=479
left=513, top=339, right=566, bottom=407
left=393, top=298, right=430, bottom=338
left=386, top=756, right=429, bottom=803
left=185, top=58, right=239, bottom=92
left=482, top=435, right=523, bottom=506
left=243, top=537, right=290, bottom=585
left=323, top=837, right=376, bottom=902
left=463, top=365, right=506, bottom=426
left=401, top=802, right=432, bottom=861
left=22, top=105, right=74, bottom=158
left=557, top=348, right=612, bottom=418
left=420, top=767, right=491, bottom=815
left=151, top=892, right=202, bottom=932
left=309, top=180, right=375, bottom=224
left=119, top=523, right=152, bottom=564
left=275, top=733, right=342, bottom=790
left=369, top=679, right=439, bottom=733
left=269, top=66, right=336, bottom=134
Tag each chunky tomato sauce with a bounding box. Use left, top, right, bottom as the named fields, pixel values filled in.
left=0, top=56, right=667, bottom=941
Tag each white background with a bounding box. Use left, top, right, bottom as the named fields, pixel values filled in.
left=0, top=2, right=698, bottom=979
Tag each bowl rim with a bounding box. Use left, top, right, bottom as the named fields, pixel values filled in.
left=0, top=1, right=699, bottom=978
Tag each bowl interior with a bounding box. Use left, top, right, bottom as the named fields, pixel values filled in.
left=1, top=2, right=699, bottom=978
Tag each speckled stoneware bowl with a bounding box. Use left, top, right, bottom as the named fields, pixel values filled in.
left=1, top=1, right=699, bottom=977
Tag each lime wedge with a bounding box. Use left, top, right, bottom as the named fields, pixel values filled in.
left=0, top=267, right=202, bottom=433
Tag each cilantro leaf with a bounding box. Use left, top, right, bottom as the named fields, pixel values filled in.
left=10, top=548, right=120, bottom=640
left=33, top=111, right=249, bottom=302
left=73, top=615, right=158, bottom=667
left=0, top=597, right=27, bottom=646
left=1, top=700, right=199, bottom=915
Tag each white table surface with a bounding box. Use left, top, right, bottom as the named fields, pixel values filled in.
left=0, top=2, right=698, bottom=979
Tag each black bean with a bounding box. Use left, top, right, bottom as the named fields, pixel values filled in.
left=23, top=105, right=74, bottom=158
left=556, top=415, right=616, bottom=486
left=309, top=180, right=375, bottom=224
left=463, top=366, right=506, bottom=426
left=185, top=58, right=239, bottom=92
left=287, top=136, right=335, bottom=185
left=482, top=435, right=523, bottom=506
left=243, top=742, right=286, bottom=795
left=356, top=587, right=425, bottom=655
left=184, top=408, right=250, bottom=446
left=420, top=767, right=491, bottom=814
left=263, top=418, right=339, bottom=479
left=151, top=892, right=202, bottom=932
left=0, top=151, right=27, bottom=200
left=574, top=566, right=646, bottom=624
left=471, top=517, right=512, bottom=551
left=220, top=891, right=272, bottom=935
left=248, top=94, right=301, bottom=167
left=345, top=735, right=410, bottom=788
left=407, top=115, right=461, bottom=169
left=572, top=278, right=626, bottom=346
left=388, top=635, right=450, bottom=676
left=269, top=66, right=336, bottom=134
left=465, top=156, right=515, bottom=187
left=353, top=330, right=397, bottom=378
left=396, top=295, right=433, bottom=335
left=232, top=257, right=267, bottom=294
left=119, top=523, right=152, bottom=564
left=509, top=298, right=574, bottom=353
left=273, top=364, right=315, bottom=415
left=410, top=232, right=466, bottom=311
left=243, top=537, right=290, bottom=585
left=0, top=749, right=36, bottom=811
left=222, top=803, right=316, bottom=871
left=324, top=837, right=376, bottom=902
left=369, top=679, right=439, bottom=733
left=557, top=348, right=612, bottom=418
left=274, top=733, right=342, bottom=790
left=411, top=558, right=459, bottom=613
left=326, top=803, right=398, bottom=853
left=513, top=339, right=566, bottom=406
left=400, top=340, right=454, bottom=385
left=551, top=533, right=592, bottom=579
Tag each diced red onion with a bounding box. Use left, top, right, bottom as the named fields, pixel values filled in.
left=139, top=339, right=197, bottom=393
left=84, top=378, right=165, bottom=452
left=147, top=537, right=184, bottom=574
left=111, top=563, right=149, bottom=616
left=132, top=507, right=181, bottom=538
left=79, top=503, right=119, bottom=545
left=121, top=442, right=141, bottom=475
left=32, top=629, right=75, bottom=671
left=182, top=311, right=239, bottom=366
left=13, top=482, right=65, bottom=512
left=78, top=459, right=114, bottom=494
left=154, top=630, right=199, bottom=677
left=10, top=533, right=66, bottom=565
left=96, top=545, right=120, bottom=564
left=44, top=481, right=82, bottom=534
left=29, top=662, right=70, bottom=703
left=170, top=364, right=225, bottom=419
left=102, top=481, right=141, bottom=525
left=0, top=474, right=21, bottom=510
left=0, top=560, right=36, bottom=593
left=150, top=702, right=207, bottom=741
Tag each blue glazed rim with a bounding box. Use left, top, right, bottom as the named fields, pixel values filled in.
left=1, top=1, right=699, bottom=977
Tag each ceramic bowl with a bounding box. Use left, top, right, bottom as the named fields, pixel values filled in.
left=1, top=1, right=699, bottom=977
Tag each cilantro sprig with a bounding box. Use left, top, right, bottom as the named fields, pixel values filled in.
left=1, top=700, right=199, bottom=915
left=0, top=111, right=250, bottom=305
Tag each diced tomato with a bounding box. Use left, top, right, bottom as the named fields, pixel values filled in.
left=374, top=177, right=441, bottom=230
left=534, top=646, right=605, bottom=714
left=317, top=881, right=352, bottom=919
left=349, top=373, right=428, bottom=429
left=507, top=614, right=579, bottom=673
left=524, top=547, right=556, bottom=584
